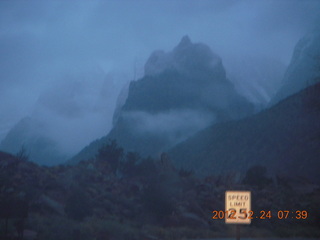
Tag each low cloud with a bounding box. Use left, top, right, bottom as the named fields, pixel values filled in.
left=122, top=109, right=216, bottom=145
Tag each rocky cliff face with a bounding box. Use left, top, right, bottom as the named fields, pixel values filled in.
left=272, top=27, right=320, bottom=104
left=71, top=36, right=254, bottom=162
left=121, top=36, right=248, bottom=117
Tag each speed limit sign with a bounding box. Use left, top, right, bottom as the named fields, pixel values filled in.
left=225, top=191, right=251, bottom=224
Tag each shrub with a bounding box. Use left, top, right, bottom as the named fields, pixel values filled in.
left=96, top=140, right=124, bottom=173
left=119, top=152, right=141, bottom=178
left=16, top=146, right=29, bottom=162
left=142, top=181, right=176, bottom=222
left=242, top=165, right=273, bottom=188
left=65, top=189, right=92, bottom=221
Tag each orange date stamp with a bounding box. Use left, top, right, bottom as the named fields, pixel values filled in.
left=212, top=210, right=308, bottom=220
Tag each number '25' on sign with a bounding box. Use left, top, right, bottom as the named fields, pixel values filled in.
left=225, top=191, right=251, bottom=224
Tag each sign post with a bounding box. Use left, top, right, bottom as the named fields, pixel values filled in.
left=225, top=191, right=251, bottom=240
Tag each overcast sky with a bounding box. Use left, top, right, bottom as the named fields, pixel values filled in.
left=1, top=0, right=320, bottom=149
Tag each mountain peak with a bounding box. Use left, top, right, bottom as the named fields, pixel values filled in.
left=71, top=36, right=254, bottom=162
left=144, top=35, right=222, bottom=77
left=178, top=35, right=192, bottom=47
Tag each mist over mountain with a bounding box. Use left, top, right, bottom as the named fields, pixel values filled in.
left=224, top=55, right=286, bottom=106
left=71, top=36, right=254, bottom=163
left=271, top=26, right=320, bottom=104
left=0, top=117, right=66, bottom=165
left=0, top=68, right=121, bottom=165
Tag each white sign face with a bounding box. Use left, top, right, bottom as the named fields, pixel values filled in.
left=225, top=191, right=251, bottom=224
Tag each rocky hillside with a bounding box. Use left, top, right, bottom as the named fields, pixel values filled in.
left=169, top=83, right=320, bottom=184
left=71, top=36, right=253, bottom=163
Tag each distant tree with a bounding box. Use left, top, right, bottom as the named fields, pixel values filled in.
left=242, top=165, right=273, bottom=188
left=303, top=53, right=320, bottom=108
left=0, top=196, right=29, bottom=239
left=142, top=181, right=176, bottom=222
left=16, top=145, right=29, bottom=161
left=0, top=197, right=12, bottom=238
left=13, top=198, right=29, bottom=240
left=305, top=76, right=320, bottom=110
left=178, top=168, right=193, bottom=178
left=96, top=140, right=124, bottom=173
left=120, top=151, right=141, bottom=178
left=135, top=157, right=158, bottom=179
left=65, top=188, right=92, bottom=221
